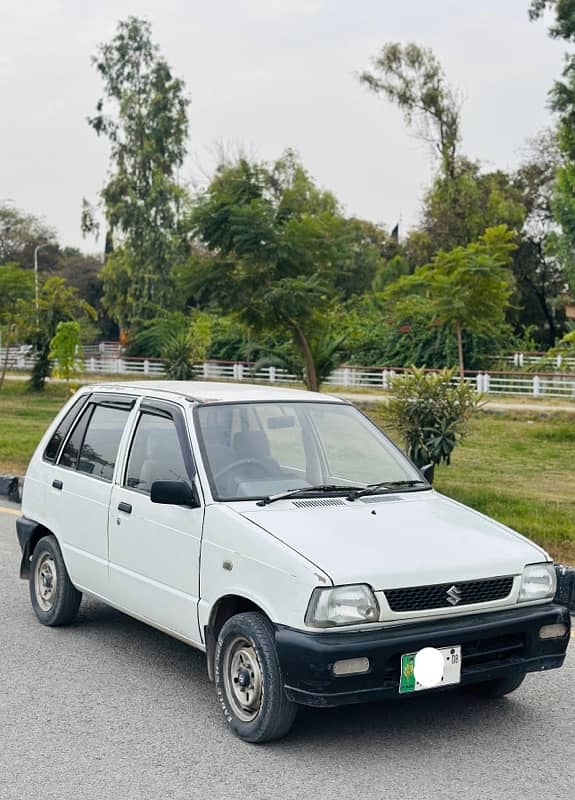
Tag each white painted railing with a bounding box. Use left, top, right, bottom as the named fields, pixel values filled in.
left=2, top=349, right=574, bottom=399
left=507, top=352, right=575, bottom=370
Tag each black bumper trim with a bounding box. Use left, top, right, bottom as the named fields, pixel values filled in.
left=275, top=604, right=570, bottom=708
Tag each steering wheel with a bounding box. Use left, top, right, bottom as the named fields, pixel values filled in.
left=213, top=457, right=271, bottom=484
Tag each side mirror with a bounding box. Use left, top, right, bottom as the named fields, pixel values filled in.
left=150, top=480, right=200, bottom=508
left=420, top=463, right=435, bottom=484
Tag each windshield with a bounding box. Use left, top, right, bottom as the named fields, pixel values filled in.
left=195, top=401, right=422, bottom=501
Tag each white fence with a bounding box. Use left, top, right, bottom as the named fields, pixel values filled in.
left=507, top=352, right=575, bottom=370
left=2, top=348, right=575, bottom=400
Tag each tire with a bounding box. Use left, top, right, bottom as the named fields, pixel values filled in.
left=467, top=671, right=527, bottom=699
left=215, top=611, right=297, bottom=743
left=29, top=535, right=82, bottom=626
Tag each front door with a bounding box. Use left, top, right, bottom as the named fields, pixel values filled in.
left=108, top=400, right=204, bottom=645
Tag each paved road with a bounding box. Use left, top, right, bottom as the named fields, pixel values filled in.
left=1, top=503, right=573, bottom=800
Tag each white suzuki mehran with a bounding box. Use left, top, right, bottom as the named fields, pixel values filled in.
left=17, top=381, right=571, bottom=742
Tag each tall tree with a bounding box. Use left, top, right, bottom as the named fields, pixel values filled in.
left=529, top=0, right=575, bottom=294
left=360, top=43, right=461, bottom=181
left=383, top=226, right=517, bottom=378
left=513, top=131, right=568, bottom=345
left=86, top=16, right=190, bottom=328
left=188, top=151, right=347, bottom=391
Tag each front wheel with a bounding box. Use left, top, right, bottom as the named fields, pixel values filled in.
left=29, top=535, right=82, bottom=626
left=466, top=671, right=526, bottom=699
left=215, top=611, right=297, bottom=743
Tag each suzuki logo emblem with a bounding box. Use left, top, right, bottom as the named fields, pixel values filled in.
left=446, top=585, right=463, bottom=606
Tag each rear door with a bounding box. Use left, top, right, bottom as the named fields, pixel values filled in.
left=108, top=399, right=204, bottom=644
left=45, top=393, right=135, bottom=594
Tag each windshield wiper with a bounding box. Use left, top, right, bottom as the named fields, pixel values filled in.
left=256, top=484, right=365, bottom=507
left=346, top=480, right=430, bottom=502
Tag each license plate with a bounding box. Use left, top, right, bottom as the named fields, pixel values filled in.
left=399, top=645, right=462, bottom=693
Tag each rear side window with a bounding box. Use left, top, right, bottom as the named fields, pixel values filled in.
left=77, top=405, right=131, bottom=481
left=44, top=394, right=89, bottom=462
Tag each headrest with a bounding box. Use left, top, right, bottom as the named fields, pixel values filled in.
left=233, top=430, right=271, bottom=460
left=146, top=427, right=179, bottom=459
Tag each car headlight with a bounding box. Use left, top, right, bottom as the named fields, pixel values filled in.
left=305, top=584, right=380, bottom=628
left=518, top=563, right=556, bottom=603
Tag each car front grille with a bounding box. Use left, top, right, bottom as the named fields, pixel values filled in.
left=384, top=576, right=515, bottom=612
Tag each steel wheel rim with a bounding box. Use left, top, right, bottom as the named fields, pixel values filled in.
left=35, top=553, right=57, bottom=611
left=223, top=635, right=263, bottom=722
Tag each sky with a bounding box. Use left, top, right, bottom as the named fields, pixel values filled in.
left=0, top=0, right=564, bottom=253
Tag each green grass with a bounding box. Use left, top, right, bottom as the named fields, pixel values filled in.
left=1, top=379, right=573, bottom=563
left=0, top=381, right=71, bottom=473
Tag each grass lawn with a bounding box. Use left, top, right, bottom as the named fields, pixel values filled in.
left=1, top=379, right=574, bottom=563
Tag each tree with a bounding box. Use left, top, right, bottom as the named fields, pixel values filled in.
left=512, top=131, right=569, bottom=345
left=26, top=277, right=97, bottom=391
left=529, top=1, right=575, bottom=294
left=86, top=16, right=190, bottom=327
left=133, top=312, right=212, bottom=380
left=360, top=43, right=461, bottom=181
left=0, top=204, right=57, bottom=270
left=49, top=321, right=83, bottom=392
left=188, top=151, right=348, bottom=391
left=0, top=264, right=34, bottom=391
left=383, top=226, right=517, bottom=378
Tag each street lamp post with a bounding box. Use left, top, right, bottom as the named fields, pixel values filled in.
left=34, top=243, right=49, bottom=315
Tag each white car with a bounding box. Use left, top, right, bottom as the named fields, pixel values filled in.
left=17, top=381, right=571, bottom=742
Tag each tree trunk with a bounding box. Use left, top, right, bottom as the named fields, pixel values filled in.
left=0, top=332, right=13, bottom=392
left=289, top=320, right=319, bottom=392
left=455, top=321, right=465, bottom=381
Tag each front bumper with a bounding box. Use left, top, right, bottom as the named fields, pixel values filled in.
left=275, top=603, right=571, bottom=707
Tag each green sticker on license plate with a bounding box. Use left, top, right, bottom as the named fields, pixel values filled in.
left=399, top=652, right=417, bottom=693
left=399, top=645, right=462, bottom=693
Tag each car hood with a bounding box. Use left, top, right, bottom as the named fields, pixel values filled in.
left=239, top=490, right=548, bottom=589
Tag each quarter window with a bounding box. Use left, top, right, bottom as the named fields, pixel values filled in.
left=58, top=405, right=94, bottom=469
left=125, top=413, right=188, bottom=495
left=44, top=394, right=89, bottom=462
left=76, top=405, right=130, bottom=481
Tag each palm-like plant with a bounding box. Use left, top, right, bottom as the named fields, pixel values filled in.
left=133, top=313, right=212, bottom=380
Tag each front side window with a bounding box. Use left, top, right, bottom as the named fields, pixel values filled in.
left=77, top=405, right=130, bottom=481
left=195, top=401, right=421, bottom=500
left=125, top=412, right=188, bottom=495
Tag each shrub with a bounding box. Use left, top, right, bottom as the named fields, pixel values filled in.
left=382, top=367, right=480, bottom=468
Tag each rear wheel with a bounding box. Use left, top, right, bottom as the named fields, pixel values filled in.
left=467, top=671, right=526, bottom=699
left=215, top=611, right=297, bottom=743
left=29, top=535, right=82, bottom=626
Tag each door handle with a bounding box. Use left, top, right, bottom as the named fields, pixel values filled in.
left=52, top=480, right=63, bottom=491
left=117, top=502, right=132, bottom=514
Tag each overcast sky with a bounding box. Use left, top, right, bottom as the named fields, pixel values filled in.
left=0, top=0, right=563, bottom=252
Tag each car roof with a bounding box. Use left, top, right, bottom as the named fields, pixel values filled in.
left=80, top=380, right=347, bottom=405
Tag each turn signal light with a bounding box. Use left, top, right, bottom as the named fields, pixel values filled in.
left=539, top=623, right=568, bottom=640
left=332, top=657, right=370, bottom=676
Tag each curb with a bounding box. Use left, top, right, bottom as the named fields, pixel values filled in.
left=0, top=475, right=21, bottom=503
